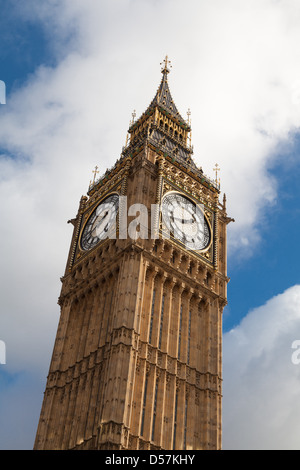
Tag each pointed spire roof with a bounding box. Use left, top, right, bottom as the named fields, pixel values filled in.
left=125, top=57, right=203, bottom=173
left=146, top=56, right=187, bottom=126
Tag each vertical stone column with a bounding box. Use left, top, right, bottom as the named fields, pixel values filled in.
left=34, top=298, right=72, bottom=449
left=218, top=298, right=224, bottom=450
left=172, top=378, right=184, bottom=450
left=153, top=369, right=165, bottom=449
left=198, top=297, right=208, bottom=372
left=83, top=279, right=103, bottom=353
left=123, top=259, right=148, bottom=443
left=162, top=372, right=176, bottom=449
left=151, top=271, right=168, bottom=348
left=185, top=384, right=193, bottom=450
left=58, top=295, right=85, bottom=371
left=68, top=369, right=89, bottom=448
left=172, top=283, right=185, bottom=360
left=48, top=299, right=73, bottom=373
left=160, top=277, right=176, bottom=354
left=53, top=384, right=72, bottom=449
left=209, top=297, right=222, bottom=450
left=84, top=361, right=103, bottom=442
left=97, top=284, right=109, bottom=348
left=105, top=275, right=117, bottom=344
left=61, top=378, right=79, bottom=448
left=186, top=289, right=194, bottom=367
left=97, top=247, right=145, bottom=448
left=140, top=363, right=155, bottom=445
left=34, top=389, right=56, bottom=449
left=178, top=288, right=192, bottom=363
left=129, top=357, right=142, bottom=441
left=148, top=270, right=163, bottom=345
left=140, top=266, right=159, bottom=343
left=168, top=284, right=179, bottom=358
left=152, top=156, right=164, bottom=240
left=73, top=294, right=89, bottom=362
left=76, top=366, right=95, bottom=445
left=151, top=368, right=161, bottom=446
left=76, top=287, right=95, bottom=361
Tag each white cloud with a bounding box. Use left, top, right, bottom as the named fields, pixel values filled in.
left=2, top=0, right=300, bottom=256
left=1, top=0, right=300, bottom=449
left=223, top=285, right=300, bottom=450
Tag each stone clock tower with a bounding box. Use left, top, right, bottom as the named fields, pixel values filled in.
left=34, top=58, right=231, bottom=451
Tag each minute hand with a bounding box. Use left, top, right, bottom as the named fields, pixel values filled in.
left=173, top=216, right=197, bottom=224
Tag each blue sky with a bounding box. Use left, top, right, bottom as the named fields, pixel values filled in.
left=0, top=3, right=49, bottom=91
left=225, top=138, right=300, bottom=330
left=1, top=0, right=300, bottom=450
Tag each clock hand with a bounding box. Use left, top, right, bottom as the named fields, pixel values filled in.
left=91, top=211, right=109, bottom=236
left=95, top=211, right=109, bottom=226
left=173, top=215, right=196, bottom=224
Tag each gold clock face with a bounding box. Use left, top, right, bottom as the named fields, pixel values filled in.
left=161, top=193, right=211, bottom=251
left=80, top=194, right=119, bottom=251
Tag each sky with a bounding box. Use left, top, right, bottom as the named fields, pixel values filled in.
left=1, top=0, right=300, bottom=450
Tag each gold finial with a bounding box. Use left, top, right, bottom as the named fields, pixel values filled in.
left=186, top=108, right=192, bottom=148
left=130, top=109, right=136, bottom=126
left=92, top=165, right=99, bottom=184
left=187, top=109, right=192, bottom=148
left=213, top=163, right=220, bottom=185
left=187, top=108, right=191, bottom=124
left=125, top=110, right=136, bottom=148
left=160, top=55, right=172, bottom=75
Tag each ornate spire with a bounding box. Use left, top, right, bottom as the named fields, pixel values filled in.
left=124, top=57, right=200, bottom=172
left=160, top=55, right=172, bottom=76
left=146, top=56, right=186, bottom=124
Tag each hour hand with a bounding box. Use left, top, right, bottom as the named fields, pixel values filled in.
left=173, top=215, right=196, bottom=224
left=95, top=211, right=108, bottom=226
left=91, top=211, right=109, bottom=235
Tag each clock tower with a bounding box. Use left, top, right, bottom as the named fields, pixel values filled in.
left=34, top=58, right=231, bottom=451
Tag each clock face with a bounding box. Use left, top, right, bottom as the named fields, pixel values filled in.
left=81, top=194, right=119, bottom=251
left=161, top=193, right=211, bottom=251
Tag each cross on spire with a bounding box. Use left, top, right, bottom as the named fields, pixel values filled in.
left=187, top=108, right=191, bottom=124
left=213, top=163, right=220, bottom=184
left=131, top=109, right=136, bottom=124
left=92, top=165, right=99, bottom=184
left=160, top=55, right=172, bottom=75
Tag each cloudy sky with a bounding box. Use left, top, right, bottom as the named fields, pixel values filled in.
left=1, top=0, right=300, bottom=450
